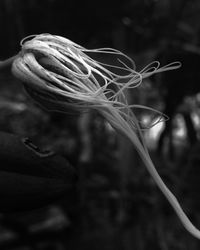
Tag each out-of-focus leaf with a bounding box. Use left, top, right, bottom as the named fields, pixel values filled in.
left=0, top=131, right=77, bottom=212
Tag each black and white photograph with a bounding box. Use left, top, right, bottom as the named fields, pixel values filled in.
left=0, top=0, right=200, bottom=249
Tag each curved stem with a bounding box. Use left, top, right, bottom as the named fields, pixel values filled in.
left=0, top=55, right=18, bottom=70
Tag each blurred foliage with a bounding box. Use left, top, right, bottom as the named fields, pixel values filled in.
left=1, top=0, right=200, bottom=249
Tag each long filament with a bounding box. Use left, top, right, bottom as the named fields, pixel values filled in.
left=101, top=105, right=200, bottom=239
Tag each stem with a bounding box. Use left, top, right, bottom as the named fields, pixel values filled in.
left=0, top=55, right=18, bottom=70
left=101, top=106, right=200, bottom=239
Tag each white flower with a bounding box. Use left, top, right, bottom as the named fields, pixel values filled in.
left=10, top=33, right=200, bottom=239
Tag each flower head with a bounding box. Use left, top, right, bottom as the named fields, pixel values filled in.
left=12, top=34, right=177, bottom=117
left=10, top=33, right=200, bottom=239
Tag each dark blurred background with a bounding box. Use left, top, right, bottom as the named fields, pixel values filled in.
left=1, top=0, right=200, bottom=249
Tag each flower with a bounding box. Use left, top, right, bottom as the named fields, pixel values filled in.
left=11, top=34, right=178, bottom=115
left=10, top=33, right=200, bottom=239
